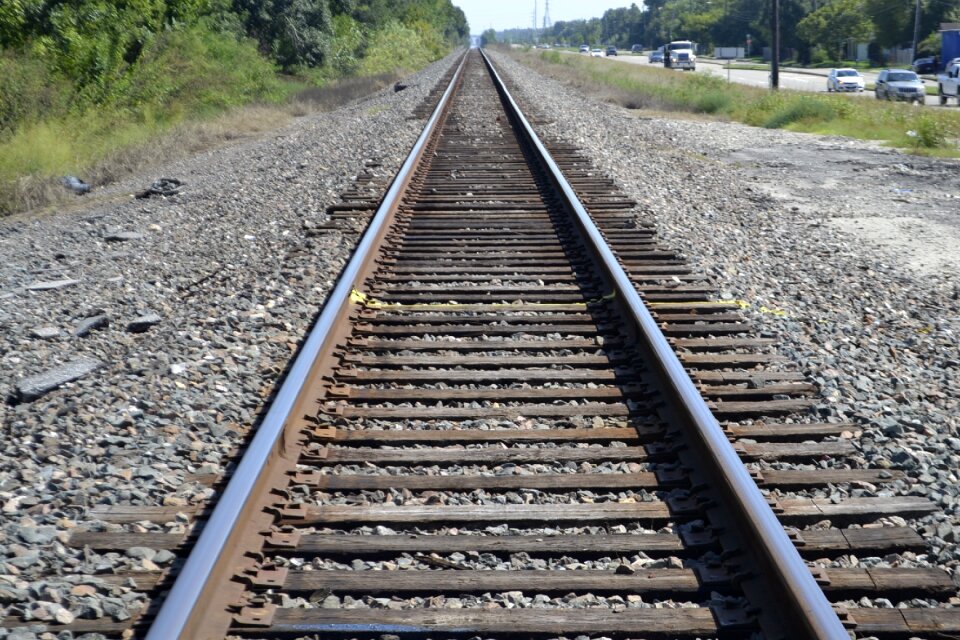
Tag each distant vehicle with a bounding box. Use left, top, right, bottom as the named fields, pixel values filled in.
left=591, top=48, right=604, bottom=57
left=826, top=68, right=865, bottom=92
left=665, top=40, right=696, bottom=70
left=579, top=44, right=590, bottom=53
left=912, top=56, right=938, bottom=74
left=937, top=58, right=960, bottom=104
left=605, top=46, right=618, bottom=56
left=649, top=50, right=664, bottom=63
left=874, top=69, right=925, bottom=103
left=631, top=44, right=643, bottom=54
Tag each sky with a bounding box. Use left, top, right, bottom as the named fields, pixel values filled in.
left=454, top=0, right=637, bottom=33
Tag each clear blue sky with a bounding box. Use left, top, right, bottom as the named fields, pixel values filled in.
left=454, top=0, right=639, bottom=33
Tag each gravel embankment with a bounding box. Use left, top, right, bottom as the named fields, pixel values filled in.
left=489, top=51, right=960, bottom=589
left=0, top=51, right=460, bottom=631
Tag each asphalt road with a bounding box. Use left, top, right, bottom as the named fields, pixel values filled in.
left=602, top=52, right=942, bottom=106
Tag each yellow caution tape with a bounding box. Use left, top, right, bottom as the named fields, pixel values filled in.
left=350, top=287, right=616, bottom=310
left=351, top=288, right=788, bottom=317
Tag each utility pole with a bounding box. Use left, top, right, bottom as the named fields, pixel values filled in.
left=771, top=0, right=780, bottom=89
left=543, top=0, right=552, bottom=33
left=533, top=0, right=538, bottom=44
left=911, top=0, right=922, bottom=60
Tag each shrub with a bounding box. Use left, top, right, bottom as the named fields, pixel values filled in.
left=693, top=90, right=733, bottom=113
left=540, top=50, right=563, bottom=65
left=909, top=116, right=946, bottom=149
left=0, top=52, right=71, bottom=138
left=763, top=96, right=839, bottom=128
left=358, top=20, right=442, bottom=76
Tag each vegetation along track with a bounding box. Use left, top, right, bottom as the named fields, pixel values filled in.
left=56, top=50, right=960, bottom=639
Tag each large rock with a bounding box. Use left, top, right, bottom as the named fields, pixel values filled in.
left=14, top=357, right=104, bottom=402
left=126, top=313, right=162, bottom=333
left=104, top=231, right=144, bottom=242
left=74, top=315, right=109, bottom=337
left=25, top=279, right=79, bottom=291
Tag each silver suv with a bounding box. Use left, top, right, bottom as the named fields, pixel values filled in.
left=875, top=69, right=925, bottom=104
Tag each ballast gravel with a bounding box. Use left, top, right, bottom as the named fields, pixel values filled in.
left=489, top=51, right=960, bottom=590
left=0, top=51, right=460, bottom=631
left=1, top=45, right=959, bottom=634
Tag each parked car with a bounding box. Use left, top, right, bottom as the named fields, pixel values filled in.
left=912, top=56, right=938, bottom=74
left=649, top=50, right=664, bottom=63
left=631, top=44, right=643, bottom=54
left=874, top=69, right=925, bottom=103
left=826, top=68, right=865, bottom=92
left=579, top=44, right=590, bottom=53
left=591, top=48, right=604, bottom=57
left=605, top=46, right=618, bottom=56
left=937, top=58, right=960, bottom=104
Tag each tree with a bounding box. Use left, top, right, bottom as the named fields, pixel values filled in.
left=797, top=0, right=874, bottom=60
left=864, top=0, right=911, bottom=48
left=480, top=28, right=497, bottom=46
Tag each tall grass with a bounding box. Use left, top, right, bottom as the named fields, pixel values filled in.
left=0, top=20, right=454, bottom=216
left=516, top=50, right=960, bottom=155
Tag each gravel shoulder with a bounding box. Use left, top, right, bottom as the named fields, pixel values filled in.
left=0, top=51, right=458, bottom=627
left=491, top=50, right=960, bottom=583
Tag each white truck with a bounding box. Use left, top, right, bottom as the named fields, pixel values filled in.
left=937, top=57, right=960, bottom=105
left=665, top=40, right=696, bottom=71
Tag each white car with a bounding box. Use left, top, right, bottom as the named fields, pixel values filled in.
left=591, top=48, right=604, bottom=57
left=579, top=45, right=590, bottom=53
left=827, top=68, right=865, bottom=92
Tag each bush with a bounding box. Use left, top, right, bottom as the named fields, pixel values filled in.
left=116, top=26, right=290, bottom=118
left=358, top=20, right=443, bottom=76
left=683, top=74, right=733, bottom=113
left=763, top=95, right=839, bottom=128
left=540, top=50, right=563, bottom=65
left=909, top=116, right=946, bottom=148
left=693, top=90, right=733, bottom=113
left=0, top=52, right=71, bottom=138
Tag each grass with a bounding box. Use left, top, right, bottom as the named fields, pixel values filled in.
left=512, top=49, right=960, bottom=156
left=0, top=22, right=449, bottom=217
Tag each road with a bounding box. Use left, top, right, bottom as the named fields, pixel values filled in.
left=603, top=53, right=941, bottom=106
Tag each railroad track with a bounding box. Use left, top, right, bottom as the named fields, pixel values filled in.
left=46, top=50, right=960, bottom=639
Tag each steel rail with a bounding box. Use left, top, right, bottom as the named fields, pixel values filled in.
left=478, top=48, right=849, bottom=640
left=144, top=51, right=469, bottom=640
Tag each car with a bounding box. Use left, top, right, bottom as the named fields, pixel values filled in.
left=874, top=69, right=925, bottom=103
left=826, top=68, right=865, bottom=92
left=605, top=46, right=618, bottom=56
left=937, top=58, right=960, bottom=104
left=912, top=56, right=938, bottom=74
left=579, top=44, right=590, bottom=53
left=649, top=50, right=664, bottom=63
left=631, top=44, right=643, bottom=54
left=591, top=48, right=603, bottom=57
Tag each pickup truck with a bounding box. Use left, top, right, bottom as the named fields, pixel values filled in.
left=937, top=58, right=960, bottom=104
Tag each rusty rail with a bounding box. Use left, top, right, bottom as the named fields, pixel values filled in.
left=478, top=48, right=849, bottom=640
left=144, top=52, right=470, bottom=640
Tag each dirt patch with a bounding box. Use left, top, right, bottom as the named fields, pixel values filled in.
left=827, top=216, right=960, bottom=276
left=726, top=139, right=960, bottom=277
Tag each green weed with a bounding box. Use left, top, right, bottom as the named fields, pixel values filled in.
left=763, top=96, right=840, bottom=128
left=512, top=49, right=959, bottom=156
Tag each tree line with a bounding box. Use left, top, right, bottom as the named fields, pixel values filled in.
left=0, top=0, right=467, bottom=108
left=495, top=0, right=956, bottom=63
